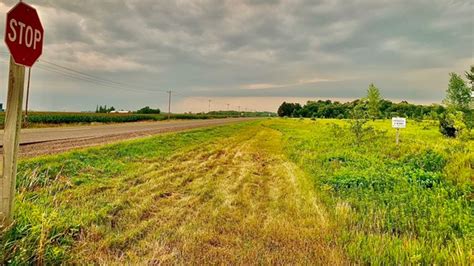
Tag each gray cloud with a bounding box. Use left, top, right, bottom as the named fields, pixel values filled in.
left=0, top=0, right=471, bottom=112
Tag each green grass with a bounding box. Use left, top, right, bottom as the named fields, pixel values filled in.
left=267, top=118, right=473, bottom=264
left=2, top=122, right=253, bottom=264
left=1, top=118, right=472, bottom=264
left=1, top=120, right=345, bottom=264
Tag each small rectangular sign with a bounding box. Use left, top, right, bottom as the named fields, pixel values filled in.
left=392, top=117, right=406, bottom=128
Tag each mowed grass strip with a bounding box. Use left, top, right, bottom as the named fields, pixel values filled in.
left=1, top=121, right=252, bottom=264
left=1, top=120, right=344, bottom=264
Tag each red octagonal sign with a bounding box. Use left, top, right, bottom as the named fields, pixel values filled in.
left=4, top=2, right=44, bottom=67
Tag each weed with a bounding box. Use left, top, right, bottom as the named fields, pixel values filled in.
left=268, top=118, right=473, bottom=264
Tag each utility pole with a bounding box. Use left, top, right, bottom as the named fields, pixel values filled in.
left=24, top=68, right=31, bottom=126
left=226, top=103, right=230, bottom=118
left=167, top=90, right=171, bottom=120
left=208, top=99, right=211, bottom=113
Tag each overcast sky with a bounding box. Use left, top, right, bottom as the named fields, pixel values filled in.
left=0, top=0, right=472, bottom=112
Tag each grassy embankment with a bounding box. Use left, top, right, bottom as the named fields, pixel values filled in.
left=0, top=118, right=472, bottom=264
left=1, top=120, right=343, bottom=264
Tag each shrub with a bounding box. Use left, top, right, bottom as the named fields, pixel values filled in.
left=439, top=111, right=466, bottom=137
left=402, top=149, right=446, bottom=172
left=329, top=123, right=345, bottom=138
left=349, top=119, right=375, bottom=145
left=464, top=110, right=473, bottom=130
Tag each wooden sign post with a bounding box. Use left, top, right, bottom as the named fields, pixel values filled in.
left=392, top=117, right=406, bottom=145
left=0, top=57, right=25, bottom=226
left=1, top=1, right=43, bottom=227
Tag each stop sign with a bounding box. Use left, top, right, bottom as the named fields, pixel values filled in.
left=4, top=2, right=44, bottom=67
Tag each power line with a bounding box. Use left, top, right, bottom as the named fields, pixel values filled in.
left=177, top=93, right=252, bottom=113
left=40, top=59, right=130, bottom=88
left=37, top=61, right=169, bottom=94
left=0, top=52, right=256, bottom=113
left=39, top=59, right=169, bottom=94
left=35, top=64, right=156, bottom=94
left=0, top=51, right=170, bottom=95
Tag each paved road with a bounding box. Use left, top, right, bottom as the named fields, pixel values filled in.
left=0, top=118, right=258, bottom=157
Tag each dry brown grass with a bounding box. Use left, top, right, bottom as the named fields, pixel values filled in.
left=73, top=124, right=346, bottom=264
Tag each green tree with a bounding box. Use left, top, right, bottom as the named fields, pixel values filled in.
left=366, top=83, right=382, bottom=120
left=349, top=102, right=374, bottom=146
left=465, top=66, right=474, bottom=110
left=96, top=105, right=115, bottom=113
left=277, top=102, right=301, bottom=117
left=439, top=111, right=466, bottom=138
left=443, top=73, right=470, bottom=111
left=465, top=65, right=474, bottom=91
left=277, top=102, right=290, bottom=117
left=136, top=106, right=160, bottom=114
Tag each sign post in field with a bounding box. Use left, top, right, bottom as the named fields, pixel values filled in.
left=391, top=117, right=406, bottom=145
left=1, top=1, right=43, bottom=227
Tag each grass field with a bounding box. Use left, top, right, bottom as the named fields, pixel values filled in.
left=270, top=119, right=473, bottom=264
left=1, top=119, right=472, bottom=264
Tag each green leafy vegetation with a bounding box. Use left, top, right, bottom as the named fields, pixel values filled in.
left=95, top=105, right=115, bottom=113
left=1, top=122, right=253, bottom=264
left=444, top=72, right=472, bottom=112
left=438, top=70, right=473, bottom=138
left=278, top=67, right=473, bottom=139
left=276, top=98, right=446, bottom=120
left=22, top=112, right=159, bottom=124
left=0, top=119, right=472, bottom=264
left=0, top=112, right=252, bottom=128
left=277, top=102, right=302, bottom=117
left=268, top=119, right=473, bottom=264
left=439, top=111, right=467, bottom=138
left=0, top=120, right=345, bottom=264
left=135, top=106, right=161, bottom=114
left=366, top=83, right=382, bottom=120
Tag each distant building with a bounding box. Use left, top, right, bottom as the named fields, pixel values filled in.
left=110, top=110, right=130, bottom=114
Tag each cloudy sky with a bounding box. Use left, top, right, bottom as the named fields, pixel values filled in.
left=0, top=0, right=472, bottom=112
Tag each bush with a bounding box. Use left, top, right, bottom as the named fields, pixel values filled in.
left=349, top=119, right=375, bottom=145
left=464, top=110, right=473, bottom=130
left=402, top=149, right=446, bottom=172
left=329, top=123, right=344, bottom=138
left=439, top=111, right=466, bottom=137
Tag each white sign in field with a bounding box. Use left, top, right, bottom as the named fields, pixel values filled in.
left=392, top=117, right=406, bottom=129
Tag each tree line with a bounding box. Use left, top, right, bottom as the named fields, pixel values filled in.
left=278, top=66, right=473, bottom=138
left=277, top=98, right=446, bottom=120
left=95, top=105, right=115, bottom=113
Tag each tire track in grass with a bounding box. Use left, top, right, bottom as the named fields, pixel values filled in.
left=74, top=123, right=345, bottom=264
